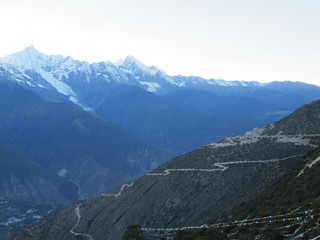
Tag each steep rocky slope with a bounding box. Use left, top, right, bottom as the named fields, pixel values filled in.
left=0, top=80, right=171, bottom=198
left=176, top=146, right=320, bottom=240
left=95, top=85, right=261, bottom=154
left=7, top=100, right=320, bottom=240
left=0, top=145, right=79, bottom=239
left=0, top=144, right=78, bottom=204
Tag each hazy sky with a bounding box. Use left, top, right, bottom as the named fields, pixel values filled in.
left=1, top=0, right=319, bottom=85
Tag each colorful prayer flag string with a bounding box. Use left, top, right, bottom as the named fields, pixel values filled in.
left=140, top=208, right=319, bottom=233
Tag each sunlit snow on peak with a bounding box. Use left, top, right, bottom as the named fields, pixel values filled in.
left=1, top=46, right=65, bottom=70
left=119, top=56, right=160, bottom=76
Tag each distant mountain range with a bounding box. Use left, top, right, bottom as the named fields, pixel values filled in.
left=1, top=46, right=318, bottom=110
left=8, top=99, right=320, bottom=240
left=1, top=46, right=320, bottom=154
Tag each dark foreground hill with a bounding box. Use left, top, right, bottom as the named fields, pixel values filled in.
left=6, top=100, right=320, bottom=240
left=175, top=145, right=320, bottom=240
left=222, top=145, right=320, bottom=239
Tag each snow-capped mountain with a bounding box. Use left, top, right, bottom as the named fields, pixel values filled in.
left=1, top=46, right=78, bottom=98
left=1, top=46, right=320, bottom=148
left=1, top=46, right=319, bottom=105
left=0, top=46, right=298, bottom=110
left=0, top=46, right=138, bottom=107
left=117, top=55, right=161, bottom=77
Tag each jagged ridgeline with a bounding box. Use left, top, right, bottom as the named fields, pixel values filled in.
left=2, top=46, right=320, bottom=155
left=6, top=100, right=320, bottom=240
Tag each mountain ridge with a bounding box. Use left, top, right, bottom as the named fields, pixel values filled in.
left=7, top=99, right=320, bottom=240
left=170, top=146, right=320, bottom=240
left=1, top=46, right=319, bottom=101
left=0, top=144, right=79, bottom=204
left=0, top=80, right=171, bottom=199
left=2, top=46, right=319, bottom=155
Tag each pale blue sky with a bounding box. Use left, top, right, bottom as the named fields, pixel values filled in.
left=1, top=0, right=319, bottom=85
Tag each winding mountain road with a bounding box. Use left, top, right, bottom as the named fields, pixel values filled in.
left=102, top=182, right=134, bottom=198
left=70, top=203, right=93, bottom=240
left=147, top=155, right=301, bottom=176
left=70, top=182, right=135, bottom=239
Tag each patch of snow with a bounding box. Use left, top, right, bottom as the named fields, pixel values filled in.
left=21, top=70, right=33, bottom=80
left=26, top=209, right=35, bottom=214
left=13, top=79, right=24, bottom=84
left=140, top=81, right=161, bottom=93
left=69, top=99, right=93, bottom=112
left=26, top=81, right=35, bottom=87
left=206, top=79, right=237, bottom=86
left=120, top=56, right=159, bottom=76
left=102, top=63, right=130, bottom=83
left=37, top=83, right=47, bottom=88
left=102, top=74, right=111, bottom=82
left=192, top=80, right=198, bottom=85
left=167, top=76, right=185, bottom=87
left=57, top=168, right=69, bottom=178
left=60, top=56, right=83, bottom=72
left=215, top=79, right=234, bottom=86
left=205, top=79, right=265, bottom=87
left=37, top=68, right=76, bottom=97
left=69, top=96, right=78, bottom=103
left=1, top=46, right=64, bottom=70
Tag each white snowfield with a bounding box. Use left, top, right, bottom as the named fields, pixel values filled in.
left=70, top=203, right=93, bottom=240
left=147, top=155, right=301, bottom=176
left=140, top=81, right=161, bottom=93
